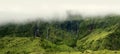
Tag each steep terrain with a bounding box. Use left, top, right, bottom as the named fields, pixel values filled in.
left=0, top=15, right=120, bottom=54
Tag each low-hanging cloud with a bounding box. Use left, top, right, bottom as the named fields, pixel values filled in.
left=0, top=0, right=120, bottom=24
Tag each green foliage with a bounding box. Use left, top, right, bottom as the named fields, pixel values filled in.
left=0, top=15, right=120, bottom=54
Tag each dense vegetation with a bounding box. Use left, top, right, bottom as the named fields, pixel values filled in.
left=0, top=14, right=120, bottom=54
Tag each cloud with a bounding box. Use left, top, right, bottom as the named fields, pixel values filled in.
left=0, top=0, right=120, bottom=24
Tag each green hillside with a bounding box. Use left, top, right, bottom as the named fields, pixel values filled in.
left=0, top=15, right=120, bottom=54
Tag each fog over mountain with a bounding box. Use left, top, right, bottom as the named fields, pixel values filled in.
left=0, top=0, right=120, bottom=24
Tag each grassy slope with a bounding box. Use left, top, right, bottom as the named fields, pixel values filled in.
left=0, top=15, right=120, bottom=54
left=0, top=37, right=45, bottom=54
left=76, top=24, right=119, bottom=51
left=1, top=37, right=120, bottom=54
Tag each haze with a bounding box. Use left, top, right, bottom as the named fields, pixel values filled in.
left=0, top=0, right=120, bottom=24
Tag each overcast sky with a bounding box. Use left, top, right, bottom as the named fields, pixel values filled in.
left=0, top=0, right=120, bottom=24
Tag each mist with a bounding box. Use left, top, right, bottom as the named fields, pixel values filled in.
left=0, top=0, right=120, bottom=24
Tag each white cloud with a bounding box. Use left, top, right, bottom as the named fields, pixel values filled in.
left=0, top=0, right=120, bottom=24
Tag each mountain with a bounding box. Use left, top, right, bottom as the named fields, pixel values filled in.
left=0, top=15, right=120, bottom=54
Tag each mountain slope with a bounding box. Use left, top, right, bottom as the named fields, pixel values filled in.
left=0, top=15, right=120, bottom=53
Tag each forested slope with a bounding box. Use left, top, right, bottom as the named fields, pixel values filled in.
left=0, top=15, right=120, bottom=54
